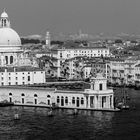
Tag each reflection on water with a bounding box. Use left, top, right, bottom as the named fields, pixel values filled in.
left=0, top=88, right=140, bottom=140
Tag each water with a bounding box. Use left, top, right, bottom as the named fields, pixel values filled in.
left=0, top=88, right=140, bottom=140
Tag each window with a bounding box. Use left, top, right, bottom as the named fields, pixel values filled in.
left=9, top=73, right=11, bottom=75
left=34, top=94, right=38, bottom=97
left=28, top=76, right=30, bottom=81
left=9, top=93, right=12, bottom=96
left=72, top=97, right=75, bottom=104
left=9, top=77, right=11, bottom=80
left=1, top=77, right=3, bottom=80
left=1, top=82, right=4, bottom=85
left=22, top=72, right=24, bottom=75
left=22, top=77, right=25, bottom=80
left=57, top=96, right=60, bottom=103
left=5, top=56, right=8, bottom=64
left=81, top=98, right=84, bottom=105
left=16, top=82, right=18, bottom=85
left=10, top=56, right=13, bottom=64
left=99, top=83, right=103, bottom=90
left=65, top=97, right=68, bottom=104
left=16, top=77, right=18, bottom=80
left=21, top=93, right=25, bottom=96
left=28, top=72, right=30, bottom=74
left=8, top=82, right=11, bottom=85
left=22, top=82, right=25, bottom=85
left=47, top=95, right=51, bottom=98
left=34, top=72, right=36, bottom=74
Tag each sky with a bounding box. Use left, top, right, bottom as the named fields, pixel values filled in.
left=1, top=0, right=140, bottom=37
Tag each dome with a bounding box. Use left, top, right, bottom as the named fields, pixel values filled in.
left=1, top=11, right=8, bottom=18
left=0, top=28, right=21, bottom=46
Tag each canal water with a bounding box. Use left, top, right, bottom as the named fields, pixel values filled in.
left=0, top=88, right=140, bottom=140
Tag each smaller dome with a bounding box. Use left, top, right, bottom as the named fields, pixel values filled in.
left=1, top=11, right=8, bottom=18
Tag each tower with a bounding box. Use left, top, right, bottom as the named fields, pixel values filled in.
left=0, top=9, right=10, bottom=28
left=45, top=31, right=50, bottom=47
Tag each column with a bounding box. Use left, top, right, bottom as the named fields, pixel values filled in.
left=107, top=96, right=110, bottom=108
left=88, top=96, right=90, bottom=108
left=8, top=56, right=10, bottom=65
left=99, top=96, right=102, bottom=109
left=86, top=96, right=88, bottom=108
left=95, top=95, right=98, bottom=109
left=112, top=95, right=114, bottom=108
left=105, top=63, right=107, bottom=78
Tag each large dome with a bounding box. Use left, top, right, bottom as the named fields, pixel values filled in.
left=0, top=27, right=21, bottom=46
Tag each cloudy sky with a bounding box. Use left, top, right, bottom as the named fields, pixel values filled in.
left=1, top=0, right=140, bottom=37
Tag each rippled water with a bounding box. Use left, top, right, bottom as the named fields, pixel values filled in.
left=0, top=88, right=140, bottom=140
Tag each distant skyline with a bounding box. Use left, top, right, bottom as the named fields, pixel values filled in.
left=1, top=0, right=140, bottom=37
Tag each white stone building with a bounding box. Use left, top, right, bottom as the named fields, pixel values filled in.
left=0, top=73, right=116, bottom=111
left=0, top=67, right=45, bottom=86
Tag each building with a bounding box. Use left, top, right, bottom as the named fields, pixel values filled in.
left=0, top=73, right=117, bottom=111
left=0, top=9, right=37, bottom=67
left=109, top=56, right=140, bottom=86
left=0, top=67, right=45, bottom=86
left=51, top=42, right=110, bottom=78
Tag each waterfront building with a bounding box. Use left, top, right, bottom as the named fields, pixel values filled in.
left=0, top=67, right=45, bottom=86
left=124, top=57, right=138, bottom=86
left=0, top=73, right=115, bottom=111
left=109, top=56, right=140, bottom=86
left=109, top=58, right=125, bottom=85
left=134, top=62, right=140, bottom=84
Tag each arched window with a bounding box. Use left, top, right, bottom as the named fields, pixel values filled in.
left=34, top=94, right=38, bottom=97
left=72, top=97, right=75, bottom=104
left=61, top=96, right=64, bottom=106
left=81, top=97, right=84, bottom=105
left=10, top=56, right=13, bottom=64
left=47, top=95, right=51, bottom=98
left=21, top=93, right=25, bottom=96
left=9, top=93, right=12, bottom=96
left=57, top=96, right=60, bottom=103
left=5, top=56, right=8, bottom=64
left=65, top=97, right=68, bottom=104
left=4, top=19, right=7, bottom=26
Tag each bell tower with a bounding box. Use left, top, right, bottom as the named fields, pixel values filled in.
left=45, top=31, right=50, bottom=47
left=0, top=9, right=10, bottom=28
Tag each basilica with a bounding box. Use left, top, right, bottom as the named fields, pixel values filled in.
left=0, top=10, right=37, bottom=67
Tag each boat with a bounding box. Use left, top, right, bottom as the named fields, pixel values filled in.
left=0, top=100, right=14, bottom=107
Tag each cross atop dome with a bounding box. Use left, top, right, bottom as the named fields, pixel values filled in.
left=0, top=9, right=10, bottom=28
